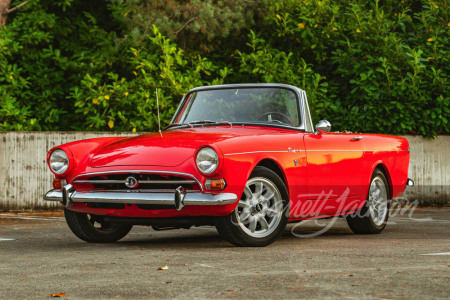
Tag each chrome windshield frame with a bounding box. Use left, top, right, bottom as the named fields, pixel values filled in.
left=169, top=84, right=314, bottom=132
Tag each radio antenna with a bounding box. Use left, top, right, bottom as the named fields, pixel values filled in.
left=156, top=88, right=162, bottom=134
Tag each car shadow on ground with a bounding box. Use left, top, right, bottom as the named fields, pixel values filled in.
left=56, top=222, right=358, bottom=250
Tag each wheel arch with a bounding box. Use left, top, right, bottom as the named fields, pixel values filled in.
left=254, top=158, right=288, bottom=190
left=372, top=163, right=393, bottom=199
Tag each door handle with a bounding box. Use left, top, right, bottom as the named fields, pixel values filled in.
left=351, top=136, right=363, bottom=141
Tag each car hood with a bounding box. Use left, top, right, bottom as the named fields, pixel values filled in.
left=90, top=128, right=241, bottom=168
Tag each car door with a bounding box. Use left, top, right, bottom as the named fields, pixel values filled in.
left=303, top=132, right=365, bottom=216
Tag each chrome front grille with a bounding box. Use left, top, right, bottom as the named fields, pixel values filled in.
left=72, top=172, right=202, bottom=192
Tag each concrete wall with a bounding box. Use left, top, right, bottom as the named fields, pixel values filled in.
left=0, top=132, right=137, bottom=211
left=0, top=132, right=448, bottom=210
left=402, top=135, right=449, bottom=206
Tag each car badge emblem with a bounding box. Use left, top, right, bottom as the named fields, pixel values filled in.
left=125, top=176, right=139, bottom=189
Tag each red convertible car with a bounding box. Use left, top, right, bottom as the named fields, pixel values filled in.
left=44, top=84, right=413, bottom=246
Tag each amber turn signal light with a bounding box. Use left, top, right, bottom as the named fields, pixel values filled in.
left=205, top=178, right=226, bottom=190
left=52, top=178, right=67, bottom=190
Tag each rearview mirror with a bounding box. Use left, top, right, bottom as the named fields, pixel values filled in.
left=315, top=120, right=331, bottom=133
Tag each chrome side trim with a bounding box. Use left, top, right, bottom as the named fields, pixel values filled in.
left=225, top=150, right=288, bottom=156
left=71, top=170, right=203, bottom=191
left=306, top=149, right=409, bottom=152
left=43, top=189, right=238, bottom=207
left=224, top=149, right=408, bottom=156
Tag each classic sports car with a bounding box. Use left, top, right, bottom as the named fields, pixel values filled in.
left=44, top=84, right=413, bottom=246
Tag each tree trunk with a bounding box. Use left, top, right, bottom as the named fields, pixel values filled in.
left=0, top=0, right=13, bottom=27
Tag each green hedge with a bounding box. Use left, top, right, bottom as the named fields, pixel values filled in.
left=0, top=0, right=448, bottom=136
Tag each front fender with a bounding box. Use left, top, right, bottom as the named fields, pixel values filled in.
left=220, top=152, right=295, bottom=208
left=49, top=137, right=126, bottom=181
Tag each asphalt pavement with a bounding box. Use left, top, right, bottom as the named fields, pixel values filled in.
left=0, top=208, right=449, bottom=299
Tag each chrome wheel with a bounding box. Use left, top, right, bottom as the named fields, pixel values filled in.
left=346, top=169, right=390, bottom=234
left=368, top=177, right=388, bottom=226
left=215, top=166, right=289, bottom=246
left=235, top=177, right=284, bottom=238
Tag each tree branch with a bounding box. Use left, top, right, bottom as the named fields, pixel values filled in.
left=174, top=17, right=198, bottom=36
left=6, top=0, right=30, bottom=14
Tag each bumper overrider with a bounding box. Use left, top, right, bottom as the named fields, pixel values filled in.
left=407, top=178, right=414, bottom=187
left=44, top=184, right=238, bottom=211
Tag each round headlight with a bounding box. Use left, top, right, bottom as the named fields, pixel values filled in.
left=196, top=147, right=219, bottom=174
left=49, top=149, right=69, bottom=174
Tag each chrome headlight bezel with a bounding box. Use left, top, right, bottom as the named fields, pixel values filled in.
left=196, top=147, right=219, bottom=175
left=49, top=149, right=70, bottom=175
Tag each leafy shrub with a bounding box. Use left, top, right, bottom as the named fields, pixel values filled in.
left=0, top=0, right=448, bottom=136
left=70, top=25, right=230, bottom=131
left=235, top=30, right=330, bottom=122
left=262, top=0, right=449, bottom=136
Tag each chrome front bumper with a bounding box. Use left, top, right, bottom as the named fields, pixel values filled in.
left=44, top=184, right=238, bottom=211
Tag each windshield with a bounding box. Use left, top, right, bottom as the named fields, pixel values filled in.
left=174, top=87, right=300, bottom=127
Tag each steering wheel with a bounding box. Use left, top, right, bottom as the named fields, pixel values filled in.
left=257, top=112, right=296, bottom=126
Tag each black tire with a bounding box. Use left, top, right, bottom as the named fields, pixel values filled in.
left=64, top=209, right=133, bottom=243
left=215, top=166, right=289, bottom=247
left=346, top=169, right=390, bottom=234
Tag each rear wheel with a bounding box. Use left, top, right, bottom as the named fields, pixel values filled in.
left=346, top=169, right=390, bottom=234
left=215, top=166, right=289, bottom=247
left=64, top=209, right=132, bottom=243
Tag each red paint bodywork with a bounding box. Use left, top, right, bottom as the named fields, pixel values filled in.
left=49, top=126, right=410, bottom=221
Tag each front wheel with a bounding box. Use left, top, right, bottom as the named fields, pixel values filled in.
left=215, top=166, right=289, bottom=247
left=346, top=169, right=390, bottom=234
left=64, top=209, right=133, bottom=243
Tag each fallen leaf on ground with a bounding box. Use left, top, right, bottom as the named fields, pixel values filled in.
left=158, top=265, right=169, bottom=270
left=51, top=293, right=66, bottom=297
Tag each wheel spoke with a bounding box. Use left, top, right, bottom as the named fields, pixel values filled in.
left=269, top=201, right=283, bottom=212
left=249, top=217, right=257, bottom=233
left=375, top=197, right=385, bottom=205
left=369, top=206, right=376, bottom=219
left=243, top=186, right=253, bottom=199
left=258, top=216, right=269, bottom=230
left=238, top=200, right=250, bottom=209
left=373, top=188, right=380, bottom=198
left=239, top=211, right=251, bottom=222
left=373, top=205, right=379, bottom=217
left=266, top=208, right=278, bottom=217
left=262, top=191, right=274, bottom=203
left=378, top=206, right=386, bottom=216
left=372, top=200, right=380, bottom=211
left=255, top=182, right=264, bottom=197
left=371, top=181, right=377, bottom=190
